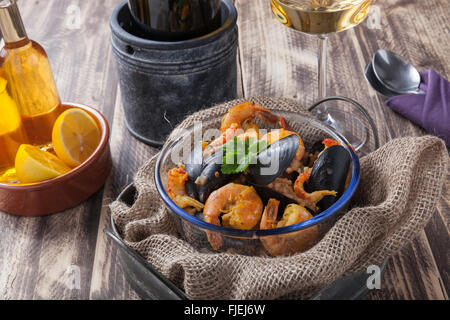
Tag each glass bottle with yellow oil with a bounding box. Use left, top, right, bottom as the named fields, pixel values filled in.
left=0, top=0, right=61, bottom=143
left=0, top=0, right=62, bottom=181
left=0, top=63, right=27, bottom=174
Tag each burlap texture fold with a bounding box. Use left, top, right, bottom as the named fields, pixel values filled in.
left=110, top=97, right=448, bottom=300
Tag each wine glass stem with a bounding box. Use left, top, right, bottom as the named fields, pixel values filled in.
left=318, top=35, right=328, bottom=100
left=316, top=35, right=329, bottom=121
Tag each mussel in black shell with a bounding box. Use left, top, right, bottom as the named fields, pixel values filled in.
left=196, top=151, right=235, bottom=203
left=184, top=142, right=203, bottom=180
left=184, top=143, right=203, bottom=200
left=246, top=134, right=299, bottom=186
left=252, top=185, right=297, bottom=219
left=185, top=145, right=234, bottom=203
left=306, top=145, right=351, bottom=211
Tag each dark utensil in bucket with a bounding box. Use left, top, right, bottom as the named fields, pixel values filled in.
left=110, top=0, right=238, bottom=147
left=128, top=0, right=222, bottom=41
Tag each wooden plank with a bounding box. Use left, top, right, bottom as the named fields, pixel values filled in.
left=354, top=0, right=450, bottom=300
left=0, top=0, right=447, bottom=300
left=235, top=0, right=391, bottom=152
left=424, top=179, right=450, bottom=298
left=354, top=0, right=449, bottom=141
left=91, top=0, right=244, bottom=299
left=367, top=228, right=449, bottom=300
left=0, top=0, right=122, bottom=299
left=89, top=89, right=158, bottom=299
left=235, top=0, right=449, bottom=300
left=0, top=214, right=46, bottom=299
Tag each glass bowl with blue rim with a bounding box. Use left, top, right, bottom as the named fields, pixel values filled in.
left=155, top=111, right=360, bottom=256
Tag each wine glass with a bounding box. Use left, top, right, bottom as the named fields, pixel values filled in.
left=270, top=0, right=374, bottom=151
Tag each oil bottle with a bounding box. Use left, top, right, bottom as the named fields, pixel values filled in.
left=0, top=61, right=27, bottom=172
left=0, top=0, right=61, bottom=146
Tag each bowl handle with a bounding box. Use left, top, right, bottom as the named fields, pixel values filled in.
left=104, top=228, right=188, bottom=300
left=308, top=96, right=380, bottom=151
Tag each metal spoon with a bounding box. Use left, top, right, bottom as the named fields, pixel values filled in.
left=364, top=62, right=398, bottom=98
left=372, top=49, right=424, bottom=95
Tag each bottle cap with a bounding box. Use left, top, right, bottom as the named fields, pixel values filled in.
left=0, top=0, right=28, bottom=44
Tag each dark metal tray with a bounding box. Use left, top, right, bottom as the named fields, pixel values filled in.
left=106, top=183, right=386, bottom=300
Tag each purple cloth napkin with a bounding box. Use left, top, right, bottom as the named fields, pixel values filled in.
left=385, top=69, right=450, bottom=146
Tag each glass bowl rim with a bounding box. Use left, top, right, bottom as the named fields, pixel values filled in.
left=154, top=112, right=361, bottom=237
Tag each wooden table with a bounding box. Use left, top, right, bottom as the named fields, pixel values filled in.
left=0, top=0, right=448, bottom=300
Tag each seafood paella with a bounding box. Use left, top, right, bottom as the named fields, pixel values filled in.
left=164, top=101, right=354, bottom=256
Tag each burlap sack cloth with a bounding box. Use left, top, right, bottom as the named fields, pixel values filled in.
left=110, top=97, right=448, bottom=300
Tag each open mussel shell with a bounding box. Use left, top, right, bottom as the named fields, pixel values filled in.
left=246, top=134, right=299, bottom=186
left=184, top=143, right=233, bottom=202
left=185, top=180, right=199, bottom=200
left=184, top=143, right=203, bottom=199
left=196, top=151, right=234, bottom=203
left=306, top=145, right=351, bottom=212
left=252, top=185, right=297, bottom=219
left=184, top=142, right=203, bottom=180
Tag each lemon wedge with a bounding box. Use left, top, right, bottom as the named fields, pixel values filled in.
left=15, top=144, right=71, bottom=183
left=52, top=108, right=101, bottom=167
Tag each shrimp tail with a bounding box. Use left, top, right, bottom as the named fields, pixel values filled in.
left=280, top=115, right=296, bottom=132
left=257, top=109, right=280, bottom=125
left=260, top=198, right=280, bottom=230
left=221, top=101, right=278, bottom=132
left=294, top=169, right=337, bottom=204
left=206, top=231, right=223, bottom=251
left=174, top=195, right=204, bottom=213
left=167, top=165, right=204, bottom=213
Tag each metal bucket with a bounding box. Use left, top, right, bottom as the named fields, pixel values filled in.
left=110, top=0, right=238, bottom=147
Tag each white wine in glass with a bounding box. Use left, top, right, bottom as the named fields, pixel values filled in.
left=270, top=0, right=373, bottom=150
left=271, top=0, right=372, bottom=34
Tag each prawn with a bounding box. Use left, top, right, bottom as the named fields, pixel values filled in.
left=220, top=101, right=279, bottom=133
left=204, top=123, right=259, bottom=156
left=260, top=128, right=306, bottom=173
left=203, top=183, right=263, bottom=250
left=322, top=138, right=340, bottom=149
left=167, top=165, right=204, bottom=214
left=294, top=167, right=337, bottom=210
left=205, top=102, right=280, bottom=156
left=260, top=199, right=318, bottom=256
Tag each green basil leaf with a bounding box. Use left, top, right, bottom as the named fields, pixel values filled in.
left=221, top=136, right=269, bottom=175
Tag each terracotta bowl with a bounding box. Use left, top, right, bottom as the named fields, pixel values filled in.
left=0, top=103, right=112, bottom=216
